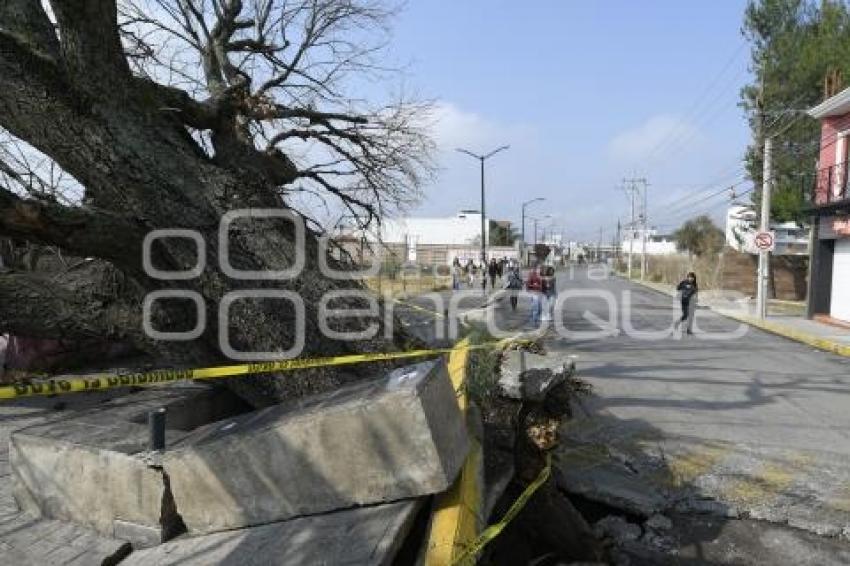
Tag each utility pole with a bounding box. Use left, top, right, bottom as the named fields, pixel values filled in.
left=616, top=219, right=621, bottom=266
left=621, top=178, right=648, bottom=278
left=757, top=136, right=773, bottom=319
left=597, top=227, right=602, bottom=262
left=755, top=61, right=770, bottom=319
left=620, top=182, right=636, bottom=278
left=640, top=179, right=649, bottom=281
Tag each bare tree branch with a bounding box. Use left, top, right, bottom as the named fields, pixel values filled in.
left=0, top=185, right=147, bottom=270
left=117, top=0, right=433, bottom=225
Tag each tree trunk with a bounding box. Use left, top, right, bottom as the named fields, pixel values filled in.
left=0, top=9, right=407, bottom=406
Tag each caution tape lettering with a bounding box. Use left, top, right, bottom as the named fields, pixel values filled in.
left=0, top=335, right=530, bottom=401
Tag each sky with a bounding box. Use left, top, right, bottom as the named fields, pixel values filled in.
left=379, top=0, right=754, bottom=244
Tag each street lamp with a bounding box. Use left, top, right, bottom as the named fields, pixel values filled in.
left=456, top=145, right=509, bottom=290
left=528, top=214, right=552, bottom=266
left=521, top=197, right=545, bottom=266
left=530, top=214, right=552, bottom=245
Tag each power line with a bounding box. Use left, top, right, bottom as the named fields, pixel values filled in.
left=651, top=166, right=746, bottom=214
left=661, top=178, right=749, bottom=219
left=638, top=41, right=748, bottom=168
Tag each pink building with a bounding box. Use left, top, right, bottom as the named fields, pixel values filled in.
left=808, top=88, right=850, bottom=324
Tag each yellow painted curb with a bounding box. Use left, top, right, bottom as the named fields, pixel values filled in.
left=722, top=312, right=850, bottom=358
left=424, top=338, right=483, bottom=566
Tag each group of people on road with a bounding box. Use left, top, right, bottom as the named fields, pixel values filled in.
left=450, top=259, right=700, bottom=333
left=497, top=263, right=558, bottom=327
left=451, top=257, right=516, bottom=291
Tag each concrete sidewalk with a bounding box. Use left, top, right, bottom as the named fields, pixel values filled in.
left=621, top=275, right=850, bottom=358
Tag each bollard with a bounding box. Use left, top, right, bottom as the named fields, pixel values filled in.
left=149, top=408, right=166, bottom=451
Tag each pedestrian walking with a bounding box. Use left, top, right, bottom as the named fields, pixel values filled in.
left=451, top=258, right=461, bottom=290
left=505, top=266, right=523, bottom=311
left=540, top=266, right=557, bottom=322
left=526, top=267, right=543, bottom=326
left=675, top=272, right=698, bottom=335
left=488, top=258, right=498, bottom=290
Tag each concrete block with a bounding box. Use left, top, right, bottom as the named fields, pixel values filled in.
left=164, top=359, right=468, bottom=534
left=120, top=499, right=422, bottom=566
left=10, top=426, right=166, bottom=542
left=8, top=384, right=215, bottom=545
left=499, top=350, right=569, bottom=400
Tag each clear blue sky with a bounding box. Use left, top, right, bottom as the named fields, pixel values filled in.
left=383, top=0, right=753, bottom=243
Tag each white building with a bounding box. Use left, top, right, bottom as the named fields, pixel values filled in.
left=621, top=228, right=678, bottom=256
left=334, top=210, right=518, bottom=265
left=372, top=210, right=488, bottom=248
left=725, top=205, right=809, bottom=256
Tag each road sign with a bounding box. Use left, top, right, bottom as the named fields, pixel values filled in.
left=754, top=231, right=775, bottom=252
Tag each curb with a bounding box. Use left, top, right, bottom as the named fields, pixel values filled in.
left=423, top=338, right=484, bottom=565
left=619, top=275, right=850, bottom=359
left=717, top=310, right=850, bottom=358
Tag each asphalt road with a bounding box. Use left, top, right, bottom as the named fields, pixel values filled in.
left=547, top=265, right=850, bottom=549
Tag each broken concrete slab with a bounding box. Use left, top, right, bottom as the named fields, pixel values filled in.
left=11, top=431, right=167, bottom=542
left=120, top=499, right=422, bottom=566
left=165, top=359, right=468, bottom=534
left=498, top=350, right=571, bottom=400
left=9, top=383, right=224, bottom=545
left=10, top=360, right=467, bottom=543
left=557, top=461, right=667, bottom=517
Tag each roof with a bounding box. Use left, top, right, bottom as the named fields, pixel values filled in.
left=809, top=86, right=850, bottom=119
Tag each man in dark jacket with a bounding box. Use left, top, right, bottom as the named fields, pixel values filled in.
left=675, top=272, right=698, bottom=335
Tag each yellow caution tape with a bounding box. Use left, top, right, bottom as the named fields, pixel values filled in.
left=0, top=335, right=528, bottom=401
left=450, top=453, right=552, bottom=565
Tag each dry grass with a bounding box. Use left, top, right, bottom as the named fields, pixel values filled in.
left=640, top=254, right=725, bottom=289
left=363, top=275, right=451, bottom=297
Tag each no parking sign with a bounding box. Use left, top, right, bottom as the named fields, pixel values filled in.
left=754, top=231, right=776, bottom=252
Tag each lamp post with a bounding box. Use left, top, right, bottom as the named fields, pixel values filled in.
left=521, top=197, right=545, bottom=266
left=528, top=214, right=552, bottom=265
left=531, top=214, right=552, bottom=245
left=457, top=145, right=509, bottom=290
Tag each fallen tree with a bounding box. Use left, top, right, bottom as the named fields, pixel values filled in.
left=0, top=0, right=433, bottom=405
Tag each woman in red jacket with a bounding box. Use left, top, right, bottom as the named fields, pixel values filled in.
left=526, top=267, right=543, bottom=326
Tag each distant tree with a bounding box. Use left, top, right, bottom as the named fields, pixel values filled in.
left=489, top=222, right=519, bottom=246
left=673, top=216, right=725, bottom=257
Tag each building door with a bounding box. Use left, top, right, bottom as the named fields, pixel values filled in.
left=831, top=239, right=850, bottom=323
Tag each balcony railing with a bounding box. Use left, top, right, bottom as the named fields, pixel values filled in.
left=813, top=162, right=850, bottom=206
